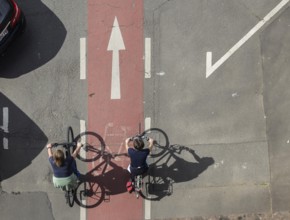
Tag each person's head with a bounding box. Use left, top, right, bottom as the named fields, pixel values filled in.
left=133, top=137, right=144, bottom=150
left=53, top=149, right=65, bottom=167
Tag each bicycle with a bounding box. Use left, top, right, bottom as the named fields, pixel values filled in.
left=128, top=133, right=155, bottom=199
left=130, top=128, right=172, bottom=200
left=51, top=126, right=77, bottom=207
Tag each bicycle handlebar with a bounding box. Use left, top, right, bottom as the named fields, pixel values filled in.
left=51, top=142, right=76, bottom=148
left=129, top=134, right=149, bottom=142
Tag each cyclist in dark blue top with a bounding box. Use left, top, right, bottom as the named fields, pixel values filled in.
left=125, top=136, right=154, bottom=180
left=47, top=142, right=83, bottom=179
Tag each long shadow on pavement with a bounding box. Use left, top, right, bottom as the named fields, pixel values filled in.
left=74, top=131, right=130, bottom=208
left=0, top=93, right=48, bottom=181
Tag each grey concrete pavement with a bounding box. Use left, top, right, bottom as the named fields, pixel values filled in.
left=0, top=191, right=54, bottom=220
left=262, top=6, right=290, bottom=212
left=0, top=0, right=87, bottom=219
left=144, top=0, right=290, bottom=219
left=1, top=0, right=290, bottom=219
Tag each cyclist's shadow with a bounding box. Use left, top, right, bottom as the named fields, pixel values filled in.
left=146, top=145, right=215, bottom=200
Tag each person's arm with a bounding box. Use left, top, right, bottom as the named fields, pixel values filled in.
left=125, top=138, right=131, bottom=152
left=72, top=142, right=83, bottom=159
left=148, top=138, right=154, bottom=152
left=47, top=143, right=53, bottom=158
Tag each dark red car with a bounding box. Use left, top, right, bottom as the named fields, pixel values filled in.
left=0, top=0, right=25, bottom=54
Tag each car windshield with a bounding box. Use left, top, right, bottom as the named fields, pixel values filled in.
left=0, top=0, right=11, bottom=24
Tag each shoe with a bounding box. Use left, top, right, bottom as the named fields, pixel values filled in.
left=126, top=181, right=134, bottom=193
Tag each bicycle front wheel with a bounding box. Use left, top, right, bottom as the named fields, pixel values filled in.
left=67, top=126, right=75, bottom=155
left=141, top=128, right=169, bottom=157
left=74, top=131, right=105, bottom=162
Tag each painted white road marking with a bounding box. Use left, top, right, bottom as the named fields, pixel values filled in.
left=80, top=119, right=86, bottom=159
left=79, top=119, right=87, bottom=220
left=1, top=107, right=9, bottom=150
left=80, top=38, right=87, bottom=80
left=107, top=16, right=125, bottom=99
left=206, top=0, right=289, bottom=78
left=145, top=197, right=151, bottom=219
left=145, top=38, right=151, bottom=79
left=145, top=117, right=151, bottom=131
left=144, top=117, right=151, bottom=219
left=80, top=199, right=86, bottom=220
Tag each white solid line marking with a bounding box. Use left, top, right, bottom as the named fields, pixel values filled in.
left=206, top=0, right=289, bottom=78
left=80, top=199, right=86, bottom=220
left=3, top=138, right=8, bottom=150
left=79, top=120, right=87, bottom=220
left=145, top=197, right=151, bottom=219
left=145, top=38, right=151, bottom=79
left=80, top=38, right=87, bottom=80
left=1, top=107, right=9, bottom=150
left=145, top=117, right=151, bottom=131
left=144, top=117, right=151, bottom=219
left=80, top=120, right=86, bottom=159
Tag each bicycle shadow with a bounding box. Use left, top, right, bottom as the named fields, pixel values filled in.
left=153, top=146, right=215, bottom=183
left=143, top=129, right=215, bottom=201
left=145, top=145, right=214, bottom=201
left=75, top=152, right=130, bottom=208
left=74, top=131, right=130, bottom=208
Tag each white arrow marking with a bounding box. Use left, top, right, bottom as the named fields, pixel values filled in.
left=1, top=107, right=9, bottom=149
left=107, top=16, right=125, bottom=99
left=206, top=0, right=289, bottom=78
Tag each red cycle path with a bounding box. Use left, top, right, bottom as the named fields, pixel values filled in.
left=87, top=0, right=144, bottom=219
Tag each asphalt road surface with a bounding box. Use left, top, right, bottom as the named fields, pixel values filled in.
left=1, top=0, right=290, bottom=220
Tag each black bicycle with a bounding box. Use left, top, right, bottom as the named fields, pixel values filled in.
left=128, top=132, right=166, bottom=199
left=130, top=128, right=171, bottom=200
left=128, top=134, right=148, bottom=198
left=51, top=126, right=77, bottom=207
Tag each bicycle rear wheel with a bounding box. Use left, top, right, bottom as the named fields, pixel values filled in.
left=65, top=189, right=75, bottom=207
left=67, top=126, right=75, bottom=155
left=141, top=128, right=169, bottom=157
left=75, top=180, right=105, bottom=208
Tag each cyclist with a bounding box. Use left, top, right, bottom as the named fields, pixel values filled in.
left=47, top=142, right=83, bottom=189
left=125, top=136, right=154, bottom=181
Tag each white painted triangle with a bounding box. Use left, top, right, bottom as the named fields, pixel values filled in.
left=107, top=16, right=125, bottom=51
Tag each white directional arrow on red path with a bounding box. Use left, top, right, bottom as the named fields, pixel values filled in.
left=107, top=16, right=126, bottom=99
left=206, top=0, right=289, bottom=78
